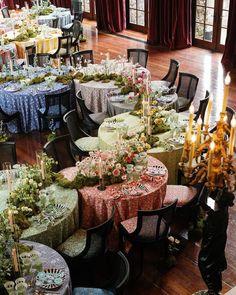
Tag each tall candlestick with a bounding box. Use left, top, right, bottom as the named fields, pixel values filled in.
left=57, top=55, right=61, bottom=71
left=12, top=248, right=19, bottom=272
left=40, top=160, right=45, bottom=180
left=8, top=209, right=14, bottom=233
left=187, top=104, right=194, bottom=141
left=204, top=96, right=213, bottom=126
left=207, top=141, right=215, bottom=178
left=229, top=116, right=236, bottom=155
left=147, top=116, right=152, bottom=136
left=196, top=117, right=202, bottom=148
left=142, top=100, right=148, bottom=117
left=98, top=157, right=102, bottom=179
left=9, top=59, right=13, bottom=73
left=222, top=72, right=231, bottom=113
left=132, top=68, right=135, bottom=84
left=24, top=52, right=29, bottom=68
left=188, top=134, right=196, bottom=168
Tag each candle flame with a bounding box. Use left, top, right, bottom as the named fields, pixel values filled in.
left=189, top=104, right=194, bottom=114
left=223, top=115, right=227, bottom=122
left=191, top=134, right=197, bottom=143
left=231, top=116, right=236, bottom=128
left=210, top=141, right=215, bottom=151
left=197, top=117, right=202, bottom=125
left=225, top=72, right=231, bottom=85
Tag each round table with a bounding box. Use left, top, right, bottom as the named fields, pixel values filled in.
left=21, top=240, right=72, bottom=295
left=38, top=9, right=72, bottom=28
left=61, top=156, right=168, bottom=248
left=98, top=112, right=188, bottom=184
left=0, top=183, right=79, bottom=248
left=0, top=76, right=70, bottom=133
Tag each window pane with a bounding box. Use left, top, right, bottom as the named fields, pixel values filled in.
left=196, top=6, right=205, bottom=23
left=197, top=0, right=206, bottom=5
left=129, top=9, right=137, bottom=24
left=221, top=10, right=228, bottom=28
left=195, top=23, right=204, bottom=39
left=204, top=25, right=213, bottom=41
left=220, top=28, right=227, bottom=44
left=207, top=0, right=214, bottom=8
left=223, top=0, right=230, bottom=10
left=137, top=0, right=144, bottom=10
left=137, top=11, right=145, bottom=26
left=129, top=0, right=136, bottom=9
left=205, top=8, right=214, bottom=25
left=84, top=0, right=90, bottom=12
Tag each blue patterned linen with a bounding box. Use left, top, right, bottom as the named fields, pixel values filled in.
left=38, top=9, right=72, bottom=28
left=0, top=80, right=70, bottom=133
left=73, top=288, right=114, bottom=295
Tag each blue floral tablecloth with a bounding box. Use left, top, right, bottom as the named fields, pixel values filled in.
left=0, top=79, right=70, bottom=133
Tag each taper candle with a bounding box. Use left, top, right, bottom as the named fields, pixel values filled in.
left=98, top=157, right=102, bottom=179
left=8, top=209, right=14, bottom=232
left=204, top=96, right=213, bottom=126
left=222, top=72, right=231, bottom=113
left=207, top=141, right=215, bottom=178
left=229, top=116, right=236, bottom=155
left=12, top=248, right=19, bottom=272
left=40, top=160, right=45, bottom=180
left=196, top=116, right=202, bottom=148
left=187, top=104, right=194, bottom=141
left=188, top=134, right=196, bottom=168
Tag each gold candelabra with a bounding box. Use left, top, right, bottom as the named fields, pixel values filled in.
left=179, top=73, right=236, bottom=192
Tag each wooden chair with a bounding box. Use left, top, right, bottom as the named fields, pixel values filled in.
left=63, top=110, right=99, bottom=160
left=43, top=134, right=76, bottom=172
left=1, top=6, right=10, bottom=18
left=127, top=48, right=149, bottom=68
left=72, top=49, right=94, bottom=67
left=0, top=142, right=17, bottom=169
left=37, top=89, right=71, bottom=131
left=119, top=201, right=177, bottom=276
left=177, top=72, right=199, bottom=112
left=49, top=35, right=72, bottom=62
left=162, top=59, right=180, bottom=88
left=194, top=90, right=210, bottom=122
left=0, top=106, right=22, bottom=133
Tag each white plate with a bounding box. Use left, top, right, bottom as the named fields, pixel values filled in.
left=36, top=268, right=65, bottom=290
left=37, top=85, right=51, bottom=92
left=4, top=85, right=21, bottom=92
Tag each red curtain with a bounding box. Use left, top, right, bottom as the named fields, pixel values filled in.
left=222, top=0, right=236, bottom=69
left=147, top=0, right=192, bottom=49
left=50, top=0, right=71, bottom=9
left=96, top=0, right=126, bottom=33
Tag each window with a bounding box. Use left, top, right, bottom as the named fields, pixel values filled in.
left=81, top=0, right=96, bottom=20
left=127, top=0, right=148, bottom=33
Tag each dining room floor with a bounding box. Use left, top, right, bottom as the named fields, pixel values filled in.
left=11, top=20, right=236, bottom=295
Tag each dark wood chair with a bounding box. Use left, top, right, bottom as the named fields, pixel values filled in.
left=26, top=45, right=36, bottom=66
left=194, top=90, right=210, bottom=122
left=119, top=200, right=177, bottom=276
left=49, top=35, right=72, bottom=62
left=63, top=110, right=99, bottom=160
left=0, top=106, right=22, bottom=133
left=127, top=48, right=149, bottom=68
left=37, top=89, right=71, bottom=131
left=162, top=59, right=180, bottom=88
left=43, top=134, right=76, bottom=172
left=1, top=6, right=10, bottom=18
left=0, top=142, right=17, bottom=169
left=52, top=17, right=59, bottom=28
left=72, top=49, right=94, bottom=67
left=177, top=72, right=199, bottom=112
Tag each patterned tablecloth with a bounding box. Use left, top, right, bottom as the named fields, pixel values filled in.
left=38, top=9, right=72, bottom=28
left=60, top=156, right=168, bottom=248
left=98, top=112, right=188, bottom=184
left=0, top=184, right=79, bottom=248
left=21, top=240, right=72, bottom=295
left=0, top=78, right=70, bottom=133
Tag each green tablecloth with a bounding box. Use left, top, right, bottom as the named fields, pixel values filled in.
left=98, top=112, right=187, bottom=184
left=0, top=183, right=79, bottom=248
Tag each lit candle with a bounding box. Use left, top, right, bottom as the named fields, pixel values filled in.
left=24, top=52, right=29, bottom=68
left=196, top=116, right=202, bottom=148
left=57, top=55, right=61, bottom=71
left=132, top=68, right=135, bottom=84
left=229, top=116, right=236, bottom=155
left=204, top=96, right=213, bottom=126
left=187, top=104, right=194, bottom=141
left=8, top=209, right=14, bottom=232
left=188, top=134, right=196, bottom=168
left=207, top=141, right=215, bottom=178
left=40, top=160, right=45, bottom=180
left=147, top=116, right=152, bottom=136
left=222, top=72, right=231, bottom=113
left=12, top=248, right=19, bottom=272
left=106, top=52, right=110, bottom=61
left=9, top=59, right=13, bottom=73
left=98, top=157, right=102, bottom=179
left=142, top=100, right=148, bottom=117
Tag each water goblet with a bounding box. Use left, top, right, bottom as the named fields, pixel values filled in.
left=15, top=282, right=28, bottom=295
left=4, top=281, right=15, bottom=294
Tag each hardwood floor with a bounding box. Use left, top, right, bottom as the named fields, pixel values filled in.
left=12, top=20, right=236, bottom=294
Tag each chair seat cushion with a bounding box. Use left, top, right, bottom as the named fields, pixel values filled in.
left=178, top=96, right=190, bottom=109
left=38, top=105, right=67, bottom=116
left=73, top=287, right=114, bottom=295
left=57, top=228, right=86, bottom=258
left=75, top=137, right=99, bottom=151
left=121, top=216, right=167, bottom=241
left=49, top=48, right=68, bottom=56
left=89, top=113, right=108, bottom=125
left=164, top=185, right=197, bottom=207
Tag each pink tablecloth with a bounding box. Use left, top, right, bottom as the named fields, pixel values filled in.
left=60, top=157, right=168, bottom=230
